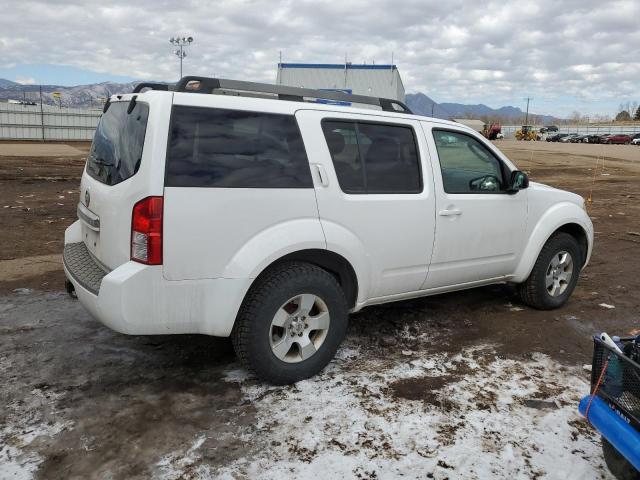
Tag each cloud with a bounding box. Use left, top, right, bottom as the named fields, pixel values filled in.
left=0, top=0, right=638, bottom=116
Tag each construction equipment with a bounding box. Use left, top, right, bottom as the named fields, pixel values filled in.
left=483, top=122, right=502, bottom=140
left=515, top=125, right=539, bottom=141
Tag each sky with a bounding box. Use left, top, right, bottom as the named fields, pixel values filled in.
left=0, top=0, right=638, bottom=118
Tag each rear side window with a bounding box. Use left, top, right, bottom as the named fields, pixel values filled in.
left=166, top=106, right=312, bottom=188
left=86, top=101, right=149, bottom=186
left=322, top=120, right=422, bottom=194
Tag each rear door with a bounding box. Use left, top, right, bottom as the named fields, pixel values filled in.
left=295, top=109, right=436, bottom=300
left=422, top=124, right=527, bottom=288
left=79, top=93, right=170, bottom=270
left=162, top=94, right=323, bottom=280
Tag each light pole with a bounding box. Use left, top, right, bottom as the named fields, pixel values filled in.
left=524, top=97, right=531, bottom=125
left=170, top=36, right=193, bottom=79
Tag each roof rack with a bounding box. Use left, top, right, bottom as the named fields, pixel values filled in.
left=132, top=82, right=170, bottom=93
left=132, top=76, right=413, bottom=114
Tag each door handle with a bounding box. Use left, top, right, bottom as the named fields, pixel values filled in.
left=315, top=164, right=329, bottom=187
left=439, top=208, right=462, bottom=216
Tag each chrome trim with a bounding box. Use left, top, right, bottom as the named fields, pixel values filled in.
left=77, top=202, right=100, bottom=231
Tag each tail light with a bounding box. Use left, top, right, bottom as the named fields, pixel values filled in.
left=131, top=196, right=163, bottom=265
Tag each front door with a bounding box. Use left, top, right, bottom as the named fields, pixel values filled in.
left=295, top=110, right=436, bottom=300
left=422, top=125, right=528, bottom=289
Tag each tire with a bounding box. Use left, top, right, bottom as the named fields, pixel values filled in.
left=602, top=438, right=640, bottom=480
left=518, top=232, right=582, bottom=310
left=231, top=261, right=348, bottom=385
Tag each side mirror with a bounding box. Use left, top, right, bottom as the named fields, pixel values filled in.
left=508, top=170, right=529, bottom=193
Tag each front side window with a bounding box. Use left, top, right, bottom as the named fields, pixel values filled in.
left=322, top=120, right=422, bottom=194
left=433, top=130, right=506, bottom=194
left=166, top=107, right=312, bottom=188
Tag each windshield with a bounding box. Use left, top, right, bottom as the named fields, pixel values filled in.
left=86, top=101, right=149, bottom=185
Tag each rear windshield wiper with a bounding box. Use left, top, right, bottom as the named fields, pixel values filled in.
left=89, top=156, right=114, bottom=167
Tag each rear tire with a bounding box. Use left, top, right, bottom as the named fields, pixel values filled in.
left=602, top=438, right=639, bottom=480
left=518, top=232, right=582, bottom=310
left=232, top=261, right=348, bottom=385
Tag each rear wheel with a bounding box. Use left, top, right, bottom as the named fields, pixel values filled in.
left=232, top=262, right=348, bottom=385
left=518, top=232, right=582, bottom=310
left=602, top=438, right=639, bottom=480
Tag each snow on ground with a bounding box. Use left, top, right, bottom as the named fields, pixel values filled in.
left=0, top=387, right=70, bottom=480
left=218, top=344, right=612, bottom=480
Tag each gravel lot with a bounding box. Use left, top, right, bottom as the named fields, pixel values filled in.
left=1, top=140, right=639, bottom=479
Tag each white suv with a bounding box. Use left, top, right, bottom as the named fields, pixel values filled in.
left=64, top=77, right=593, bottom=384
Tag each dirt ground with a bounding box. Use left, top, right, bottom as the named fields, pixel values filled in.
left=0, top=140, right=639, bottom=479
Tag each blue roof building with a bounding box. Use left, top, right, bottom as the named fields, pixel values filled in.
left=276, top=63, right=405, bottom=102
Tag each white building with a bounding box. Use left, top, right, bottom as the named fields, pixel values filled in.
left=276, top=63, right=405, bottom=102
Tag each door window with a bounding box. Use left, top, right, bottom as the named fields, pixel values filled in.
left=322, top=120, right=422, bottom=194
left=433, top=130, right=506, bottom=194
left=166, top=106, right=312, bottom=188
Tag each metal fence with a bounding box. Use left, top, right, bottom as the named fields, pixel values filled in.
left=0, top=102, right=102, bottom=141
left=502, top=124, right=640, bottom=139
left=2, top=102, right=639, bottom=142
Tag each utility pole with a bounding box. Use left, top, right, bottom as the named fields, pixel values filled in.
left=524, top=97, right=531, bottom=125
left=39, top=85, right=45, bottom=142
left=170, top=36, right=194, bottom=79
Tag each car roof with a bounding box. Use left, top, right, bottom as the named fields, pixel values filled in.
left=110, top=89, right=469, bottom=131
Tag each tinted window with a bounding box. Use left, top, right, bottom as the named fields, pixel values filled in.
left=86, top=101, right=149, bottom=186
left=322, top=120, right=421, bottom=194
left=321, top=122, right=365, bottom=192
left=433, top=130, right=505, bottom=194
left=166, top=107, right=312, bottom=188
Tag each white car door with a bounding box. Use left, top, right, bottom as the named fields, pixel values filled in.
left=295, top=109, right=436, bottom=300
left=421, top=123, right=528, bottom=289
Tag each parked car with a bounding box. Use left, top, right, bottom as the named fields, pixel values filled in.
left=560, top=134, right=580, bottom=143
left=632, top=137, right=640, bottom=145
left=63, top=77, right=594, bottom=384
left=571, top=134, right=601, bottom=144
left=601, top=134, right=632, bottom=144
left=540, top=125, right=559, bottom=134
left=546, top=133, right=569, bottom=142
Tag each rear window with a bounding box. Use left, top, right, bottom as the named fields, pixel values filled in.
left=165, top=106, right=312, bottom=188
left=86, top=101, right=149, bottom=185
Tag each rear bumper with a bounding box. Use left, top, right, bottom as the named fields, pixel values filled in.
left=64, top=221, right=251, bottom=337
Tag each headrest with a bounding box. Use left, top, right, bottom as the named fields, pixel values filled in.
left=325, top=131, right=345, bottom=155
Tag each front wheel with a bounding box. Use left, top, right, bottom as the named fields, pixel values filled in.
left=602, top=438, right=639, bottom=480
left=518, top=232, right=582, bottom=310
left=232, top=262, right=348, bottom=385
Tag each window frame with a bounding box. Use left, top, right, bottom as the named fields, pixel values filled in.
left=431, top=127, right=512, bottom=195
left=164, top=105, right=313, bottom=189
left=321, top=117, right=424, bottom=195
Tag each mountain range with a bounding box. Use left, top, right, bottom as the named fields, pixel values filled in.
left=405, top=92, right=561, bottom=124
left=0, top=78, right=561, bottom=122
left=0, top=79, right=137, bottom=108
